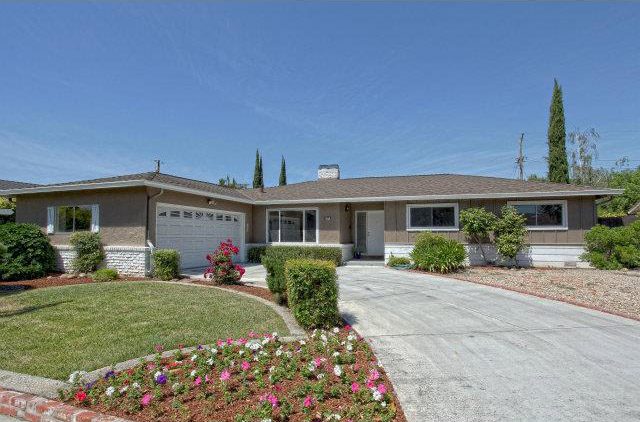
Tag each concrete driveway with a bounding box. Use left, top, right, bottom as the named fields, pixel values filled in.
left=338, top=266, right=640, bottom=422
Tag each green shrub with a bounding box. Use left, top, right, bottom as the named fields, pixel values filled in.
left=262, top=246, right=342, bottom=301
left=153, top=249, right=180, bottom=280
left=459, top=207, right=497, bottom=263
left=285, top=259, right=339, bottom=329
left=247, top=246, right=268, bottom=263
left=581, top=221, right=640, bottom=269
left=410, top=232, right=466, bottom=273
left=0, top=223, right=56, bottom=280
left=387, top=256, right=411, bottom=267
left=69, top=232, right=104, bottom=273
left=494, top=205, right=527, bottom=266
left=92, top=268, right=119, bottom=282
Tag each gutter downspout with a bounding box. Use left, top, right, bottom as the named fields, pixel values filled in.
left=145, top=188, right=164, bottom=275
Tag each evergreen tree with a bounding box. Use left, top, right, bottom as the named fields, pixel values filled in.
left=258, top=155, right=264, bottom=188
left=279, top=156, right=287, bottom=186
left=547, top=79, right=570, bottom=183
left=253, top=150, right=261, bottom=188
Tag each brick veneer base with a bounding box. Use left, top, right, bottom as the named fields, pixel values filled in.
left=0, top=388, right=130, bottom=422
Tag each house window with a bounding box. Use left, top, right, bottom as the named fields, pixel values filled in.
left=267, top=209, right=318, bottom=243
left=406, top=203, right=458, bottom=231
left=54, top=205, right=93, bottom=233
left=508, top=200, right=567, bottom=229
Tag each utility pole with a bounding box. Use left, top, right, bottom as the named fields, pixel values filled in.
left=154, top=159, right=162, bottom=173
left=516, top=133, right=525, bottom=180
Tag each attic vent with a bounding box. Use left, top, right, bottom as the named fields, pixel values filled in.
left=318, top=164, right=340, bottom=180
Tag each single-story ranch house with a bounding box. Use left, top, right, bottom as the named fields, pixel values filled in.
left=0, top=165, right=621, bottom=275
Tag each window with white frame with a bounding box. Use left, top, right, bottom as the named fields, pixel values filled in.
left=267, top=209, right=318, bottom=243
left=406, top=203, right=459, bottom=230
left=508, top=200, right=567, bottom=229
left=47, top=205, right=99, bottom=233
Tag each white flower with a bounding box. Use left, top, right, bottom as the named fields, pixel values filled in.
left=372, top=390, right=383, bottom=401
left=68, top=371, right=87, bottom=384
left=262, top=338, right=270, bottom=345
left=210, top=348, right=218, bottom=354
left=347, top=334, right=356, bottom=342
left=275, top=349, right=283, bottom=357
left=332, top=327, right=340, bottom=334
left=172, top=382, right=181, bottom=391
left=378, top=361, right=384, bottom=368
left=132, top=382, right=141, bottom=389
left=317, top=373, right=325, bottom=379
left=239, top=350, right=245, bottom=356
left=285, top=351, right=293, bottom=358
left=320, top=334, right=328, bottom=343
left=381, top=401, right=387, bottom=407
left=105, top=386, right=116, bottom=397
left=272, top=332, right=278, bottom=339
left=346, top=343, right=353, bottom=352
left=299, top=340, right=306, bottom=346
left=261, top=419, right=272, bottom=422
left=332, top=351, right=340, bottom=358
left=333, top=365, right=343, bottom=377
left=269, top=366, right=275, bottom=373
left=119, top=386, right=128, bottom=394
left=191, top=354, right=198, bottom=361
left=327, top=414, right=341, bottom=421
left=190, top=369, right=197, bottom=377
left=307, top=362, right=316, bottom=372
left=206, top=358, right=214, bottom=366
left=246, top=339, right=263, bottom=351
left=154, top=371, right=163, bottom=381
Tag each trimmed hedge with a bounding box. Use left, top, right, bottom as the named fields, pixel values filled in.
left=92, top=268, right=118, bottom=282
left=69, top=232, right=104, bottom=273
left=285, top=259, right=339, bottom=329
left=247, top=246, right=268, bottom=263
left=261, top=246, right=342, bottom=302
left=153, top=249, right=180, bottom=280
left=0, top=223, right=56, bottom=280
left=410, top=232, right=466, bottom=273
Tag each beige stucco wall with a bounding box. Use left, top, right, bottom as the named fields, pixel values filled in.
left=146, top=188, right=253, bottom=245
left=384, top=197, right=597, bottom=245
left=15, top=187, right=148, bottom=246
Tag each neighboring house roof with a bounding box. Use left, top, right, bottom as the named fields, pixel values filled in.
left=0, top=171, right=622, bottom=205
left=629, top=201, right=640, bottom=215
left=0, top=179, right=39, bottom=190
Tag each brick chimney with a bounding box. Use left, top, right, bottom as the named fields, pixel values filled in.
left=318, top=164, right=340, bottom=180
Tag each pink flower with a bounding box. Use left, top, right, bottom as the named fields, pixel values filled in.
left=344, top=325, right=352, bottom=331
left=194, top=376, right=202, bottom=386
left=141, top=393, right=152, bottom=407
left=314, top=357, right=323, bottom=368
left=366, top=379, right=375, bottom=389
left=220, top=369, right=231, bottom=381
left=377, top=383, right=387, bottom=394
left=264, top=393, right=278, bottom=408
left=226, top=338, right=234, bottom=345
left=303, top=395, right=314, bottom=408
left=205, top=374, right=211, bottom=384
left=351, top=382, right=360, bottom=393
left=241, top=361, right=251, bottom=371
left=217, top=339, right=224, bottom=347
left=368, top=369, right=380, bottom=381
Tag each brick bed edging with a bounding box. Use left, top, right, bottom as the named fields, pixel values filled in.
left=0, top=388, right=131, bottom=422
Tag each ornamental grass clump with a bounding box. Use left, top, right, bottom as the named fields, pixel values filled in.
left=152, top=249, right=180, bottom=280
left=204, top=239, right=245, bottom=284
left=60, top=327, right=401, bottom=421
left=285, top=259, right=339, bottom=329
left=70, top=232, right=105, bottom=273
left=410, top=232, right=466, bottom=273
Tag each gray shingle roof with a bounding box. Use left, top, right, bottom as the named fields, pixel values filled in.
left=0, top=179, right=39, bottom=190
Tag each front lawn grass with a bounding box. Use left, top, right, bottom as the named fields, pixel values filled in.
left=0, top=281, right=289, bottom=380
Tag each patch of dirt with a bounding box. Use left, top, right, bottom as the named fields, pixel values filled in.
left=0, top=274, right=145, bottom=292
left=190, top=280, right=275, bottom=303
left=441, top=266, right=640, bottom=321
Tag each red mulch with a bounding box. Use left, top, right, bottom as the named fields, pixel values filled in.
left=0, top=274, right=145, bottom=292
left=191, top=280, right=275, bottom=303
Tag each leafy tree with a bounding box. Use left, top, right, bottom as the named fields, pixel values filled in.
left=459, top=207, right=497, bottom=263
left=279, top=156, right=287, bottom=186
left=494, top=206, right=527, bottom=267
left=252, top=150, right=264, bottom=189
left=0, top=197, right=16, bottom=223
left=547, top=79, right=569, bottom=183
left=599, top=167, right=640, bottom=217
left=218, top=175, right=243, bottom=189
left=527, top=174, right=547, bottom=182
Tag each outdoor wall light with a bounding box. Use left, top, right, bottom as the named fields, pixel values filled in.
left=345, top=203, right=351, bottom=212
left=207, top=199, right=216, bottom=206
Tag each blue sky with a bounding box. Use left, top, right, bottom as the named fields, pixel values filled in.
left=1, top=2, right=638, bottom=186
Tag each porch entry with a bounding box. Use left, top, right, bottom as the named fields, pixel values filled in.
left=355, top=211, right=385, bottom=257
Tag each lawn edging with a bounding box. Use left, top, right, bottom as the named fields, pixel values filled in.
left=0, top=388, right=131, bottom=422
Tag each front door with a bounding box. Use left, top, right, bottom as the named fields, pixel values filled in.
left=365, top=211, right=385, bottom=256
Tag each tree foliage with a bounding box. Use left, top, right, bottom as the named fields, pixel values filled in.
left=599, top=167, right=640, bottom=217
left=547, top=79, right=570, bottom=184
left=459, top=207, right=497, bottom=263
left=252, top=150, right=264, bottom=189
left=494, top=206, right=527, bottom=266
left=279, top=156, right=287, bottom=186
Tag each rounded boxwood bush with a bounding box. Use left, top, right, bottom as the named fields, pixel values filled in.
left=0, top=223, right=56, bottom=280
left=153, top=249, right=180, bottom=280
left=410, top=232, right=466, bottom=273
left=92, top=268, right=119, bottom=282
left=285, top=259, right=339, bottom=329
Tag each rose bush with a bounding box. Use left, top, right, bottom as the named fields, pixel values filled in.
left=204, top=239, right=245, bottom=284
left=61, top=327, right=402, bottom=421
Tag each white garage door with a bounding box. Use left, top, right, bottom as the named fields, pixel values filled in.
left=156, top=204, right=245, bottom=269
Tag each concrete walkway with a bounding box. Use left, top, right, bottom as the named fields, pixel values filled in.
left=338, top=266, right=640, bottom=422
left=182, top=263, right=268, bottom=288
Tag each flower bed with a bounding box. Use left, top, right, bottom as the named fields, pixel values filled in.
left=61, top=328, right=405, bottom=421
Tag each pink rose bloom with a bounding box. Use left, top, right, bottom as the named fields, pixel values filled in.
left=351, top=382, right=360, bottom=393
left=194, top=376, right=202, bottom=386
left=303, top=395, right=313, bottom=408
left=241, top=361, right=251, bottom=371
left=141, top=393, right=152, bottom=407
left=220, top=369, right=231, bottom=381
left=377, top=383, right=387, bottom=394
left=369, top=369, right=380, bottom=381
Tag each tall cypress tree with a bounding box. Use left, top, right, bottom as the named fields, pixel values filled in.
left=253, top=150, right=261, bottom=188
left=279, top=156, right=287, bottom=186
left=258, top=155, right=264, bottom=188
left=547, top=79, right=570, bottom=183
